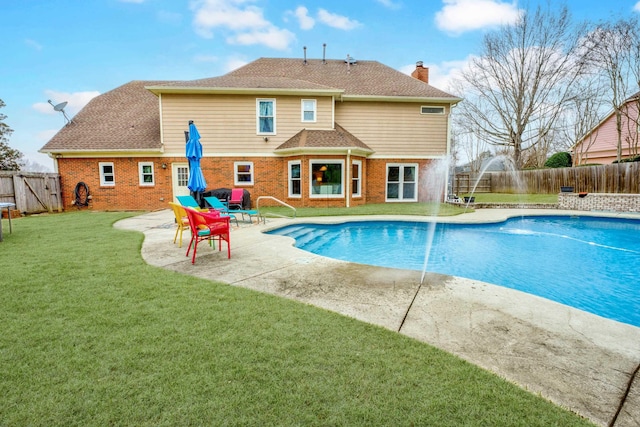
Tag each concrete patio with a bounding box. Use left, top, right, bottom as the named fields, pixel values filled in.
left=115, top=208, right=640, bottom=427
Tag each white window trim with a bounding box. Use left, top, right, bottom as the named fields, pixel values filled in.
left=309, top=159, right=345, bottom=199
left=352, top=160, right=362, bottom=198
left=288, top=160, right=302, bottom=198
left=138, top=162, right=155, bottom=186
left=385, top=163, right=418, bottom=202
left=301, top=99, right=317, bottom=123
left=256, top=98, right=276, bottom=135
left=234, top=161, right=254, bottom=186
left=99, top=162, right=115, bottom=187
left=420, top=105, right=445, bottom=115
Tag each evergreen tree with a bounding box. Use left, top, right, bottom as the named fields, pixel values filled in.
left=0, top=99, right=23, bottom=171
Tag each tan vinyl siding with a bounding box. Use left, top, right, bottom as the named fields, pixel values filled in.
left=160, top=94, right=333, bottom=154
left=335, top=101, right=449, bottom=156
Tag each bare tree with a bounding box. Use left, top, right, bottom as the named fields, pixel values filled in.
left=584, top=17, right=640, bottom=162
left=450, top=4, right=588, bottom=169
left=451, top=117, right=490, bottom=173
left=559, top=78, right=609, bottom=165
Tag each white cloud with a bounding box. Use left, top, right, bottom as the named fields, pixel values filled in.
left=33, top=90, right=100, bottom=116
left=24, top=39, right=42, bottom=50
left=227, top=27, right=296, bottom=50
left=634, top=1, right=640, bottom=12
left=292, top=6, right=315, bottom=30
left=191, top=0, right=294, bottom=50
left=317, top=8, right=362, bottom=30
left=375, top=0, right=402, bottom=9
left=224, top=57, right=249, bottom=72
left=37, top=129, right=59, bottom=143
left=400, top=56, right=473, bottom=93
left=435, top=0, right=522, bottom=34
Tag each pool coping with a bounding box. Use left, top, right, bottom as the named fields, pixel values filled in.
left=116, top=208, right=640, bottom=427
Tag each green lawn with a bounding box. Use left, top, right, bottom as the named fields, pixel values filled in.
left=458, top=193, right=559, bottom=204
left=260, top=194, right=558, bottom=218
left=0, top=211, right=591, bottom=426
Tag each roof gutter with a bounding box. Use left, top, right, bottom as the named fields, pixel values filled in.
left=274, top=147, right=374, bottom=157
left=341, top=94, right=463, bottom=104
left=145, top=86, right=344, bottom=97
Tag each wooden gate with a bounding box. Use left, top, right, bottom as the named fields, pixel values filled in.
left=0, top=172, right=63, bottom=214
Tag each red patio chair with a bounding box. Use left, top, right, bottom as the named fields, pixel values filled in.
left=184, top=207, right=231, bottom=264
left=229, top=188, right=245, bottom=210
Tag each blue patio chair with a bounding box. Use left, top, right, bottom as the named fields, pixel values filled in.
left=177, top=195, right=238, bottom=226
left=204, top=196, right=264, bottom=224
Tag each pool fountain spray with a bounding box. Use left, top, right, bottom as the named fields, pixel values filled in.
left=464, top=155, right=523, bottom=210
left=420, top=157, right=451, bottom=284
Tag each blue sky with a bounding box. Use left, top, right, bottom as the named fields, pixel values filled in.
left=2, top=0, right=638, bottom=170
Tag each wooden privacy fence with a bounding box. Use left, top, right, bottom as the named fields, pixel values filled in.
left=456, top=163, right=640, bottom=194
left=0, top=171, right=63, bottom=214
left=453, top=174, right=491, bottom=194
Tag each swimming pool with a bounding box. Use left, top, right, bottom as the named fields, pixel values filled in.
left=268, top=216, right=640, bottom=327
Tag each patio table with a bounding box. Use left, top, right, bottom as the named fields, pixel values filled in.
left=0, top=202, right=16, bottom=242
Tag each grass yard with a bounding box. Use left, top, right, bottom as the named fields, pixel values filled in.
left=0, top=211, right=592, bottom=426
left=259, top=194, right=558, bottom=218
left=458, top=193, right=559, bottom=204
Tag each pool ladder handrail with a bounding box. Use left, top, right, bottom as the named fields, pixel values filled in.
left=256, top=196, right=297, bottom=219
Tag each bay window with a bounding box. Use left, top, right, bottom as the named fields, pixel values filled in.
left=310, top=160, right=344, bottom=197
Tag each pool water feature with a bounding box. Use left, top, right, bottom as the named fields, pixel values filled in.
left=268, top=216, right=640, bottom=327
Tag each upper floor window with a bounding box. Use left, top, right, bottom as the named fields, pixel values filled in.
left=138, top=162, right=155, bottom=186
left=234, top=161, right=254, bottom=185
left=257, top=99, right=276, bottom=134
left=301, top=99, right=316, bottom=122
left=421, top=106, right=445, bottom=115
left=99, top=162, right=115, bottom=186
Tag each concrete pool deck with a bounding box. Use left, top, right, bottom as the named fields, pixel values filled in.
left=115, top=208, right=640, bottom=427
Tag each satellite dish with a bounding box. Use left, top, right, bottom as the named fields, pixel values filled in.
left=53, top=101, right=67, bottom=111
left=48, top=100, right=74, bottom=125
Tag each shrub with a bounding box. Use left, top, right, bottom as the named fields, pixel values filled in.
left=544, top=152, right=572, bottom=168
left=613, top=155, right=640, bottom=163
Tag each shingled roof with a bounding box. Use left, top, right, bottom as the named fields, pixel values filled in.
left=41, top=58, right=458, bottom=154
left=275, top=123, right=373, bottom=154
left=41, top=80, right=166, bottom=153
left=148, top=57, right=459, bottom=100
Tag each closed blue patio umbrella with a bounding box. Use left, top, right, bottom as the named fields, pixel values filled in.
left=186, top=120, right=207, bottom=205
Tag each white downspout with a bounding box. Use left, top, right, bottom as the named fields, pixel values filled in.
left=346, top=149, right=351, bottom=208
left=444, top=103, right=456, bottom=202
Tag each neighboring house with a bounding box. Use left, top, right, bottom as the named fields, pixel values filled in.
left=573, top=92, right=640, bottom=165
left=41, top=57, right=461, bottom=211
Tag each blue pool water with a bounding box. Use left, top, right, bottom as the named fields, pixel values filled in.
left=268, top=216, right=640, bottom=327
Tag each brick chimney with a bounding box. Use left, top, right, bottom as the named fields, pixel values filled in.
left=411, top=61, right=429, bottom=84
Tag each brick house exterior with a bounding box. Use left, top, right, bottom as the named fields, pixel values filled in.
left=573, top=92, right=640, bottom=165
left=41, top=57, right=460, bottom=211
